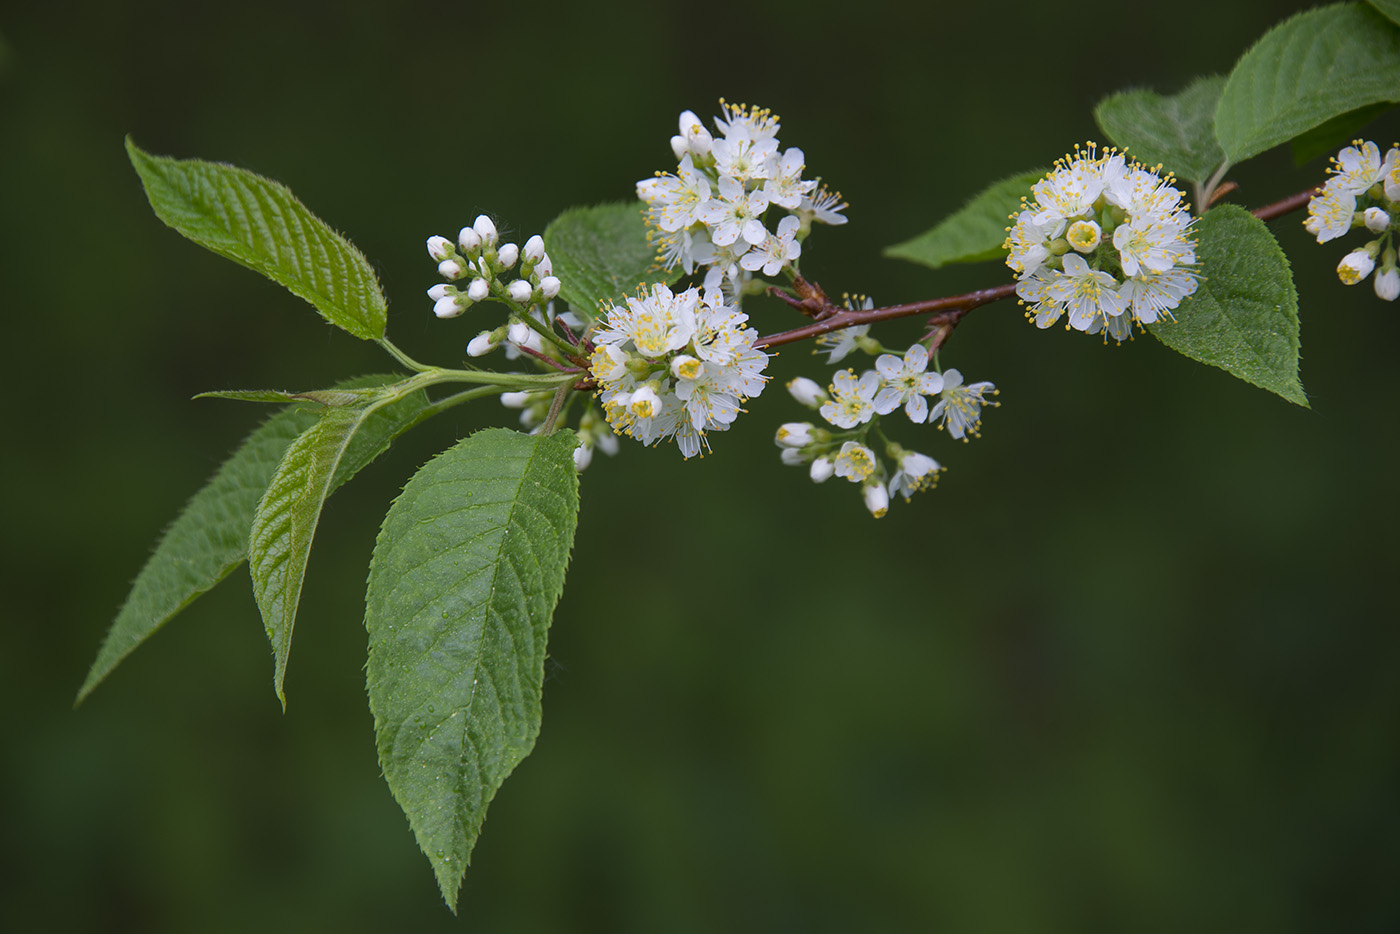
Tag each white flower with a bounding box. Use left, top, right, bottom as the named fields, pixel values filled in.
left=787, top=376, right=827, bottom=408
left=809, top=456, right=835, bottom=483
left=467, top=278, right=490, bottom=303
left=1338, top=249, right=1376, bottom=285
left=739, top=215, right=801, bottom=276
left=433, top=295, right=466, bottom=318
left=1304, top=179, right=1356, bottom=243
left=496, top=242, right=520, bottom=269
left=1117, top=267, right=1198, bottom=325
left=573, top=444, right=593, bottom=472
left=1331, top=140, right=1382, bottom=194
left=522, top=235, right=545, bottom=263
left=1374, top=267, right=1400, bottom=301
left=1363, top=207, right=1391, bottom=233
left=798, top=183, right=847, bottom=225
left=928, top=368, right=998, bottom=440
left=819, top=369, right=879, bottom=429
left=1005, top=210, right=1059, bottom=279
left=714, top=100, right=781, bottom=143
left=780, top=447, right=810, bottom=466
left=457, top=228, right=481, bottom=254
left=539, top=276, right=561, bottom=299
left=593, top=283, right=698, bottom=358
left=862, top=480, right=889, bottom=519
left=676, top=109, right=713, bottom=157
left=1047, top=253, right=1128, bottom=331
left=507, top=280, right=533, bottom=303
left=438, top=258, right=465, bottom=280
left=507, top=321, right=544, bottom=354
left=697, top=175, right=771, bottom=247
left=642, top=154, right=712, bottom=233
left=872, top=343, right=945, bottom=422
left=887, top=450, right=942, bottom=501
left=832, top=441, right=876, bottom=482
left=814, top=296, right=875, bottom=362
left=1112, top=212, right=1192, bottom=277
left=761, top=148, right=816, bottom=209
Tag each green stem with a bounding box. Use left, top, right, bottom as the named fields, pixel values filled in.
left=377, top=337, right=430, bottom=373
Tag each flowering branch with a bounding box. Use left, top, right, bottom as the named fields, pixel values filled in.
left=755, top=186, right=1316, bottom=352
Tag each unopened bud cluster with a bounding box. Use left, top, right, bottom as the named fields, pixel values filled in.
left=1305, top=140, right=1400, bottom=302
left=777, top=333, right=997, bottom=518
left=425, top=216, right=562, bottom=320
left=1006, top=143, right=1199, bottom=343
left=637, top=101, right=847, bottom=302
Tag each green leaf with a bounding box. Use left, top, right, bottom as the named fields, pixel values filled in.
left=249, top=405, right=370, bottom=708
left=365, top=428, right=580, bottom=911
left=1214, top=3, right=1400, bottom=164
left=1094, top=76, right=1227, bottom=184
left=126, top=138, right=387, bottom=340
left=543, top=202, right=680, bottom=323
left=883, top=170, right=1045, bottom=269
left=1148, top=205, right=1306, bottom=406
left=1369, top=0, right=1400, bottom=26
left=78, top=375, right=430, bottom=705
left=1290, top=102, right=1396, bottom=165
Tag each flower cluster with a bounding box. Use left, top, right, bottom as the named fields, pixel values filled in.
left=589, top=284, right=769, bottom=458
left=425, top=214, right=562, bottom=324
left=779, top=337, right=997, bottom=517
left=1006, top=143, right=1199, bottom=343
left=637, top=101, right=847, bottom=300
left=1304, top=140, right=1400, bottom=301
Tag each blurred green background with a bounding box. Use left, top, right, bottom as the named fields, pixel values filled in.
left=4, top=1, right=1398, bottom=930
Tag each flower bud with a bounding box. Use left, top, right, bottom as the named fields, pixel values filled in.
left=507, top=321, right=540, bottom=350
left=780, top=447, right=810, bottom=466
left=786, top=376, right=827, bottom=408
left=1338, top=249, right=1376, bottom=285
left=670, top=354, right=704, bottom=381
left=775, top=422, right=817, bottom=448
left=457, top=227, right=481, bottom=254
left=573, top=444, right=593, bottom=472
left=467, top=330, right=500, bottom=357
left=473, top=215, right=498, bottom=245
left=426, top=283, right=455, bottom=302
left=497, top=242, right=520, bottom=269
left=433, top=296, right=466, bottom=318
left=523, top=235, right=545, bottom=263
left=427, top=235, right=454, bottom=261
left=1066, top=219, right=1102, bottom=253
left=1375, top=267, right=1400, bottom=302
left=809, top=456, right=835, bottom=483
left=467, top=278, right=490, bottom=302
left=539, top=276, right=561, bottom=300
left=629, top=384, right=661, bottom=419
left=535, top=253, right=553, bottom=278
left=441, top=259, right=469, bottom=280
left=862, top=480, right=889, bottom=519
left=507, top=279, right=534, bottom=303
left=1363, top=207, right=1391, bottom=233
left=670, top=134, right=688, bottom=160
left=500, top=391, right=534, bottom=409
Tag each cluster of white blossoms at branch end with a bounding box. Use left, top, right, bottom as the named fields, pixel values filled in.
left=777, top=336, right=997, bottom=518
left=637, top=101, right=847, bottom=301
left=1305, top=139, right=1400, bottom=302
left=589, top=284, right=769, bottom=458
left=1006, top=143, right=1199, bottom=343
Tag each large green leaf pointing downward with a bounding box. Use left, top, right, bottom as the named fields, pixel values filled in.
left=1149, top=205, right=1306, bottom=407
left=1214, top=3, right=1400, bottom=165
left=365, top=428, right=580, bottom=911
left=126, top=138, right=387, bottom=340
left=543, top=202, right=680, bottom=324
left=78, top=375, right=431, bottom=705
left=884, top=170, right=1045, bottom=270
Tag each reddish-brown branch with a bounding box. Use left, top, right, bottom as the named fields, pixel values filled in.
left=754, top=186, right=1317, bottom=352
